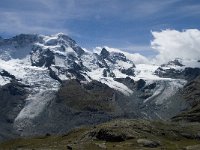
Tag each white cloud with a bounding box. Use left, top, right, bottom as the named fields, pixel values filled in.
left=151, top=29, right=200, bottom=63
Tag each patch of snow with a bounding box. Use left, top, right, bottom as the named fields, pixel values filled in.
left=87, top=68, right=132, bottom=95
left=100, top=78, right=133, bottom=95
left=144, top=79, right=186, bottom=104
left=87, top=68, right=105, bottom=80
left=113, top=69, right=128, bottom=78
left=115, top=60, right=133, bottom=69
left=154, top=79, right=186, bottom=105
left=81, top=53, right=100, bottom=71
left=134, top=64, right=160, bottom=81
left=0, top=57, right=61, bottom=124
left=15, top=91, right=57, bottom=121
left=54, top=55, right=66, bottom=67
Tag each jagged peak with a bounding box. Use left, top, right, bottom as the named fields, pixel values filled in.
left=161, top=58, right=184, bottom=67
left=42, top=33, right=72, bottom=40
left=55, top=32, right=71, bottom=39
left=100, top=48, right=110, bottom=58
left=55, top=32, right=65, bottom=36
left=39, top=33, right=76, bottom=47
left=94, top=46, right=149, bottom=64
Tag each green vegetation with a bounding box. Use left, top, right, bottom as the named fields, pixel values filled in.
left=1, top=119, right=200, bottom=149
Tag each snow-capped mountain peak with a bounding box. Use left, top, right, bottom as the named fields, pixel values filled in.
left=0, top=33, right=199, bottom=96
left=0, top=34, right=135, bottom=95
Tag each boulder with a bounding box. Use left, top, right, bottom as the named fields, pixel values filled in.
left=137, top=139, right=160, bottom=148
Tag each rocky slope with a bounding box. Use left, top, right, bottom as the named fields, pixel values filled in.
left=155, top=60, right=200, bottom=122
left=0, top=33, right=199, bottom=142
left=172, top=75, right=200, bottom=122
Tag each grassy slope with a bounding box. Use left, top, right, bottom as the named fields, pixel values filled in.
left=1, top=119, right=200, bottom=149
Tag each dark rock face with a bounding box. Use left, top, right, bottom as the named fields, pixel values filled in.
left=0, top=81, right=27, bottom=141
left=155, top=67, right=200, bottom=81
left=100, top=48, right=110, bottom=59
left=121, top=67, right=135, bottom=76
left=172, top=108, right=200, bottom=122
left=0, top=81, right=27, bottom=120
left=181, top=75, right=200, bottom=107
left=67, top=68, right=87, bottom=81
left=115, top=78, right=156, bottom=99
left=184, top=68, right=200, bottom=81
left=138, top=83, right=157, bottom=99
left=0, top=70, right=16, bottom=80
left=96, top=129, right=128, bottom=142
left=102, top=69, right=115, bottom=77
left=48, top=67, right=62, bottom=83
left=103, top=69, right=109, bottom=77
left=114, top=77, right=135, bottom=89
left=161, top=59, right=184, bottom=67
left=144, top=83, right=156, bottom=90
left=111, top=52, right=127, bottom=62
left=31, top=48, right=55, bottom=67
left=97, top=48, right=136, bottom=78
left=172, top=75, right=200, bottom=122
left=154, top=59, right=200, bottom=81
left=135, top=79, right=146, bottom=90
left=93, top=53, right=106, bottom=67
left=155, top=67, right=182, bottom=79
left=72, top=46, right=85, bottom=56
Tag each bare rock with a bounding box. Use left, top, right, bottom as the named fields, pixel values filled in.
left=137, top=139, right=160, bottom=148
left=95, top=142, right=107, bottom=149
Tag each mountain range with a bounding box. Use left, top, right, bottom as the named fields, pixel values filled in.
left=0, top=33, right=200, bottom=147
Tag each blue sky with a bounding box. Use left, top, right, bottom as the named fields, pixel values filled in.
left=0, top=0, right=200, bottom=56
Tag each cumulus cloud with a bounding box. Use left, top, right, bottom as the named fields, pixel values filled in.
left=151, top=29, right=200, bottom=63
